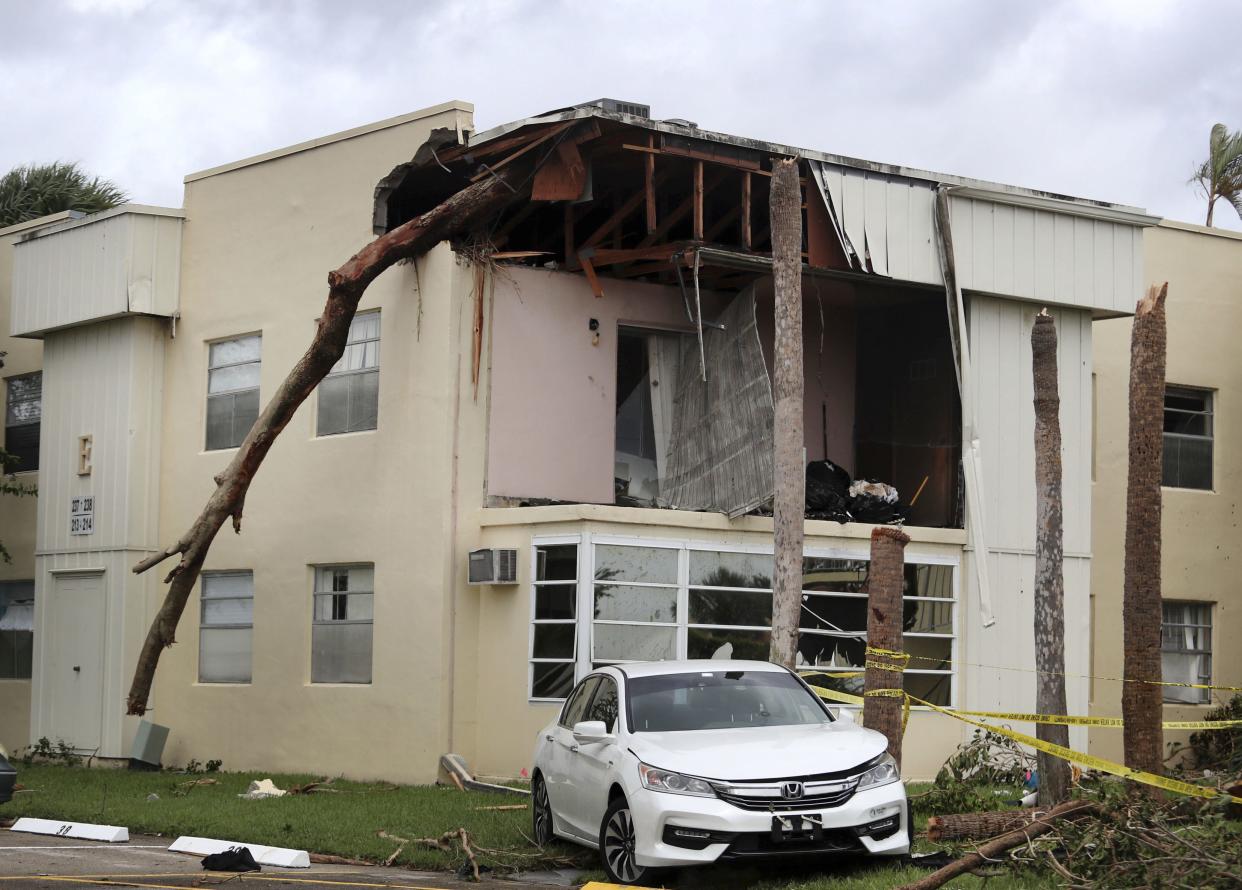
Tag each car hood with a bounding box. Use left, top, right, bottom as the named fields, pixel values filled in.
left=626, top=722, right=888, bottom=782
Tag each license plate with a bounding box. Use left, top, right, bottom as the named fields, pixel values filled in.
left=771, top=813, right=824, bottom=843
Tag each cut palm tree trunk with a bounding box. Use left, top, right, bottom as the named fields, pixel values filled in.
left=768, top=157, right=805, bottom=669
left=863, top=526, right=910, bottom=765
left=125, top=167, right=525, bottom=715
left=900, top=800, right=1100, bottom=890
left=1121, top=283, right=1169, bottom=782
left=1031, top=311, right=1071, bottom=805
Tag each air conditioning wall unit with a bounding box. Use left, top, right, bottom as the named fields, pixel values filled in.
left=468, top=548, right=518, bottom=585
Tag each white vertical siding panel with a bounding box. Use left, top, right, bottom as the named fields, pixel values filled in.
left=1072, top=217, right=1094, bottom=307
left=11, top=212, right=182, bottom=336
left=950, top=197, right=974, bottom=290
left=1053, top=214, right=1075, bottom=303
left=863, top=175, right=888, bottom=276
left=1011, top=207, right=1035, bottom=298
left=991, top=203, right=1015, bottom=297
left=908, top=184, right=940, bottom=285
left=1093, top=222, right=1114, bottom=314
left=1033, top=211, right=1056, bottom=302
left=970, top=200, right=995, bottom=293
left=884, top=183, right=908, bottom=280
left=840, top=171, right=868, bottom=270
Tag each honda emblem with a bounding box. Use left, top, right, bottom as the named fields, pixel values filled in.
left=781, top=781, right=804, bottom=800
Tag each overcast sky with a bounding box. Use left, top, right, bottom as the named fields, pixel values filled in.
left=2, top=0, right=1238, bottom=229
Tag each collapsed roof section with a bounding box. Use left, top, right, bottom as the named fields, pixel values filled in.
left=374, top=100, right=1157, bottom=316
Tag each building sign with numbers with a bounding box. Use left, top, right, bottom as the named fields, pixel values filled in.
left=70, top=495, right=95, bottom=535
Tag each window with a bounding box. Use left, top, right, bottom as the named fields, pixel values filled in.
left=1163, top=386, right=1213, bottom=490
left=318, top=311, right=380, bottom=436
left=531, top=543, right=578, bottom=699
left=312, top=565, right=373, bottom=684
left=615, top=329, right=683, bottom=505
left=4, top=372, right=41, bottom=473
left=0, top=580, right=34, bottom=679
left=584, top=675, right=620, bottom=733
left=199, top=572, right=253, bottom=683
left=206, top=335, right=261, bottom=450
left=1161, top=601, right=1211, bottom=704
left=558, top=676, right=599, bottom=728
left=528, top=537, right=958, bottom=706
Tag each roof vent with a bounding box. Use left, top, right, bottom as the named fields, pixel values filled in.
left=582, top=98, right=651, bottom=119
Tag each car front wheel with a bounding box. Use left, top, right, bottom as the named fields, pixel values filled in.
left=600, top=796, right=651, bottom=885
left=531, top=774, right=554, bottom=846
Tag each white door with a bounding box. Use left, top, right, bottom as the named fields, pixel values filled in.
left=46, top=572, right=106, bottom=752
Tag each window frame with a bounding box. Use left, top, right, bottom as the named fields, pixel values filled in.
left=529, top=537, right=584, bottom=703
left=527, top=533, right=959, bottom=709
left=1160, top=600, right=1212, bottom=705
left=205, top=333, right=262, bottom=452
left=1162, top=384, right=1214, bottom=491
left=310, top=563, right=375, bottom=685
left=316, top=309, right=381, bottom=437
left=0, top=580, right=35, bottom=680
left=4, top=371, right=42, bottom=474
left=198, top=570, right=254, bottom=684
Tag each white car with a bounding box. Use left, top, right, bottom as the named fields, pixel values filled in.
left=530, top=660, right=909, bottom=885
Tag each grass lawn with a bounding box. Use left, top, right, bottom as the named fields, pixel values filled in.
left=4, top=766, right=1054, bottom=888
left=4, top=765, right=586, bottom=873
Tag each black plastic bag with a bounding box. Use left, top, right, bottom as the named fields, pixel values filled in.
left=201, top=846, right=261, bottom=872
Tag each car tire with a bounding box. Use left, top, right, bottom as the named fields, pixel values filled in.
left=599, top=796, right=655, bottom=886
left=531, top=773, right=555, bottom=846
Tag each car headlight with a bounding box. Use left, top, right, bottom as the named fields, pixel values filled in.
left=638, top=762, right=715, bottom=797
left=855, top=754, right=900, bottom=791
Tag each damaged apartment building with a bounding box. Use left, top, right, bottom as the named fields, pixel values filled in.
left=0, top=99, right=1157, bottom=781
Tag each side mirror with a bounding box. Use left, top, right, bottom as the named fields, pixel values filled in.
left=834, top=708, right=857, bottom=725
left=572, top=720, right=611, bottom=744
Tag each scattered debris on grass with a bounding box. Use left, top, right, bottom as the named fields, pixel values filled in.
left=238, top=778, right=287, bottom=800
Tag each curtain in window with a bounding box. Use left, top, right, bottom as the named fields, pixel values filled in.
left=660, top=286, right=775, bottom=517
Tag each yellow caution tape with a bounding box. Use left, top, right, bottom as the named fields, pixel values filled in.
left=950, top=708, right=1242, bottom=731
left=805, top=681, right=1242, bottom=730
left=907, top=694, right=1242, bottom=806
left=895, top=652, right=1242, bottom=694
left=806, top=683, right=1242, bottom=804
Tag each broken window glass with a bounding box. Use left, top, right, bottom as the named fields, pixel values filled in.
left=311, top=564, right=374, bottom=684
left=615, top=329, right=682, bottom=504
left=531, top=542, right=578, bottom=698
left=1163, top=386, right=1213, bottom=490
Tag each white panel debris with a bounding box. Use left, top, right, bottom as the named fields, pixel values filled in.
left=168, top=836, right=310, bottom=868
left=807, top=161, right=941, bottom=285
left=10, top=818, right=129, bottom=843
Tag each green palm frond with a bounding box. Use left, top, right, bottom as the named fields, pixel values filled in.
left=1191, top=123, right=1242, bottom=225
left=0, top=161, right=127, bottom=228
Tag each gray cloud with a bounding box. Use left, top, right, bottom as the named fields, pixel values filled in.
left=0, top=0, right=1236, bottom=229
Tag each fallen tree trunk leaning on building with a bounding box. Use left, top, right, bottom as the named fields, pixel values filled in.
left=1031, top=311, right=1071, bottom=805
left=768, top=157, right=805, bottom=668
left=863, top=526, right=909, bottom=765
left=898, top=800, right=1100, bottom=890
left=125, top=167, right=525, bottom=715
left=1122, top=283, right=1169, bottom=783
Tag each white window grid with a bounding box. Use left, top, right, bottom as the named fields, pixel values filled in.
left=1163, top=385, right=1214, bottom=490
left=529, top=536, right=583, bottom=703
left=312, top=564, right=374, bottom=626
left=528, top=532, right=959, bottom=707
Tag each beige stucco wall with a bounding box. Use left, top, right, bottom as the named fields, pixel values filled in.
left=149, top=102, right=479, bottom=782
left=0, top=215, right=59, bottom=754
left=1090, top=220, right=1242, bottom=762
left=462, top=504, right=969, bottom=782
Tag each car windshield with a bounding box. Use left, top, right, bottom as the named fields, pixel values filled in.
left=627, top=670, right=831, bottom=732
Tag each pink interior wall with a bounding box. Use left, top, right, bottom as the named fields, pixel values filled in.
left=487, top=266, right=722, bottom=503
left=753, top=277, right=858, bottom=473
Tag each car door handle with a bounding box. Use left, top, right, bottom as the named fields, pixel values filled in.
left=570, top=744, right=579, bottom=754
left=545, top=734, right=554, bottom=742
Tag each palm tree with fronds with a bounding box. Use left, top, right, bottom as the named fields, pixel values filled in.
left=0, top=161, right=126, bottom=228
left=1191, top=123, right=1242, bottom=226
